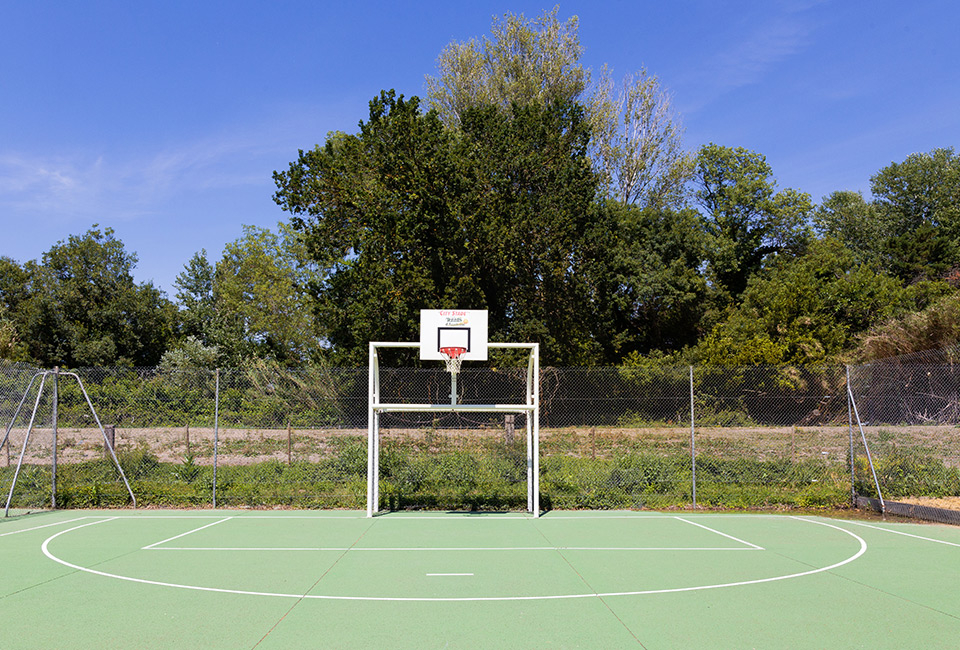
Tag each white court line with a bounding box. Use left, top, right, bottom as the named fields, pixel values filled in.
left=145, top=545, right=763, bottom=552
left=41, top=517, right=867, bottom=602
left=427, top=573, right=474, bottom=576
left=0, top=516, right=90, bottom=537
left=841, top=520, right=960, bottom=547
left=674, top=517, right=765, bottom=550
left=141, top=517, right=233, bottom=550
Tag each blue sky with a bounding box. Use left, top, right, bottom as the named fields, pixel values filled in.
left=2, top=1, right=958, bottom=297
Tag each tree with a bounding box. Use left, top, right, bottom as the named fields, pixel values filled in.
left=158, top=335, right=219, bottom=374
left=694, top=144, right=812, bottom=299
left=813, top=191, right=890, bottom=266
left=814, top=150, right=960, bottom=283
left=694, top=239, right=927, bottom=365
left=583, top=202, right=709, bottom=361
left=173, top=250, right=216, bottom=344
left=0, top=305, right=25, bottom=361
left=425, top=7, right=586, bottom=128
left=16, top=227, right=174, bottom=367
left=871, top=147, right=960, bottom=237
left=882, top=223, right=959, bottom=283
left=212, top=224, right=320, bottom=366
left=274, top=91, right=600, bottom=365
left=275, top=92, right=466, bottom=363
left=461, top=100, right=601, bottom=363
left=588, top=67, right=693, bottom=208
left=426, top=7, right=691, bottom=209
left=0, top=257, right=29, bottom=361
left=871, top=148, right=960, bottom=281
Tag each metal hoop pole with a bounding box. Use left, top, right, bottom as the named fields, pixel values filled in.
left=51, top=367, right=58, bottom=509
left=213, top=368, right=220, bottom=509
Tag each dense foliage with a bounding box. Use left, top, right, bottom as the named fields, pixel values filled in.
left=0, top=228, right=174, bottom=367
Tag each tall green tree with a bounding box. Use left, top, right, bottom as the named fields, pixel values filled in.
left=694, top=144, right=812, bottom=299
left=872, top=147, right=960, bottom=237
left=461, top=100, right=600, bottom=362
left=425, top=7, right=586, bottom=128
left=584, top=202, right=709, bottom=361
left=426, top=7, right=691, bottom=210
left=275, top=92, right=467, bottom=362
left=871, top=147, right=960, bottom=281
left=694, top=239, right=930, bottom=365
left=173, top=249, right=216, bottom=344
left=588, top=67, right=693, bottom=208
left=213, top=224, right=320, bottom=366
left=15, top=227, right=174, bottom=367
left=0, top=257, right=29, bottom=361
left=813, top=191, right=889, bottom=265
left=274, top=91, right=600, bottom=365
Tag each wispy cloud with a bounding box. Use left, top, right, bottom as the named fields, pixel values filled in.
left=0, top=153, right=114, bottom=222
left=678, top=6, right=820, bottom=114
left=0, top=118, right=300, bottom=226
left=711, top=17, right=812, bottom=91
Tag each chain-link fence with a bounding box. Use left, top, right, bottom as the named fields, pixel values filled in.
left=3, top=361, right=958, bottom=517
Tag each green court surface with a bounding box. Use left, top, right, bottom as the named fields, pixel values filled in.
left=2, top=510, right=959, bottom=649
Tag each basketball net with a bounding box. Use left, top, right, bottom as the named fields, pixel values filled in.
left=439, top=346, right=466, bottom=375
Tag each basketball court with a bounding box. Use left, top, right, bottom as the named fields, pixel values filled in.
left=2, top=509, right=960, bottom=648
left=3, top=310, right=960, bottom=647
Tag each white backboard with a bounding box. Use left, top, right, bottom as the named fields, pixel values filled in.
left=419, top=309, right=488, bottom=361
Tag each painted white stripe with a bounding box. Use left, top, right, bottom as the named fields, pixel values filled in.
left=427, top=573, right=474, bottom=576
left=41, top=517, right=868, bottom=602
left=15, top=512, right=796, bottom=522
left=144, top=545, right=763, bottom=552
left=674, top=517, right=765, bottom=550
left=0, top=516, right=90, bottom=537
left=141, top=517, right=233, bottom=550
left=841, top=520, right=960, bottom=547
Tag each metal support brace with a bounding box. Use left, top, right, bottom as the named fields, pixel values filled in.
left=3, top=369, right=137, bottom=516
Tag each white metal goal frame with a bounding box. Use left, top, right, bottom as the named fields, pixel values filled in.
left=367, top=341, right=540, bottom=517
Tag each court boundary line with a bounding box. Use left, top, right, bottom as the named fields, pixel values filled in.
left=40, top=515, right=868, bottom=602
left=144, top=545, right=763, bottom=552
left=840, top=520, right=960, bottom=547
left=0, top=516, right=91, bottom=537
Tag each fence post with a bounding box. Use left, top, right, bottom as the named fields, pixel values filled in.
left=213, top=368, right=220, bottom=509
left=846, top=365, right=855, bottom=506
left=51, top=367, right=59, bottom=510
left=690, top=365, right=697, bottom=509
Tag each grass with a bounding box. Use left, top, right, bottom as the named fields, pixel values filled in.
left=2, top=424, right=957, bottom=513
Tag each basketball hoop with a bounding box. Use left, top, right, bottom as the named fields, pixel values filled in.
left=439, top=346, right=467, bottom=374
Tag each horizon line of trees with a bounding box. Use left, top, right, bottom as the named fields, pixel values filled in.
left=2, top=140, right=957, bottom=370
left=2, top=9, right=959, bottom=370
